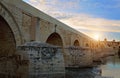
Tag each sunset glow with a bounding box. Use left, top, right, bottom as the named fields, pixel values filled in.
left=93, top=33, right=100, bottom=41
left=23, top=0, right=120, bottom=41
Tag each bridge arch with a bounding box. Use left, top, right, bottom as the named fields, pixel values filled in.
left=73, top=40, right=80, bottom=46
left=0, top=14, right=18, bottom=77
left=0, top=3, right=23, bottom=77
left=0, top=15, right=16, bottom=53
left=85, top=43, right=89, bottom=47
left=0, top=2, right=22, bottom=46
left=46, top=32, right=63, bottom=46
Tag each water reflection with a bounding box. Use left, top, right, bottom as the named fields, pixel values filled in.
left=101, top=55, right=120, bottom=78
left=66, top=67, right=101, bottom=78
left=65, top=55, right=120, bottom=78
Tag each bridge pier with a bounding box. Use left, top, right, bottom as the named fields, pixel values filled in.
left=17, top=42, right=65, bottom=78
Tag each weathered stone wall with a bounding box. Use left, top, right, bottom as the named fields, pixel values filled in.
left=0, top=0, right=94, bottom=47
left=0, top=1, right=22, bottom=45
left=0, top=0, right=98, bottom=72
left=17, top=42, right=65, bottom=78
left=0, top=16, right=17, bottom=78
left=38, top=18, right=93, bottom=47
left=64, top=46, right=93, bottom=67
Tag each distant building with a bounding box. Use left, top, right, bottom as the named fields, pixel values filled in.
left=101, top=38, right=120, bottom=53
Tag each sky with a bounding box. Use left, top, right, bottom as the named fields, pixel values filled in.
left=23, top=0, right=120, bottom=41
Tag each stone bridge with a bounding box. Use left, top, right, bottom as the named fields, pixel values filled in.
left=0, top=0, right=112, bottom=78
left=0, top=0, right=95, bottom=47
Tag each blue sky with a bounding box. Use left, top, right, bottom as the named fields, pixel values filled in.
left=77, top=0, right=120, bottom=20
left=23, top=0, right=120, bottom=41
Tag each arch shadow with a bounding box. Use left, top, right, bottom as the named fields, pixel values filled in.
left=74, top=40, right=80, bottom=46
left=46, top=32, right=63, bottom=46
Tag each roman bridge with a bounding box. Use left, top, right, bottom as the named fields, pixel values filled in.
left=0, top=0, right=96, bottom=47
left=0, top=0, right=112, bottom=78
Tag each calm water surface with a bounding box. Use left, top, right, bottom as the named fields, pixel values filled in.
left=66, top=55, right=120, bottom=78
left=100, top=55, right=120, bottom=78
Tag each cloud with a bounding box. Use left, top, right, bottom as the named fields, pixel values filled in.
left=23, top=0, right=120, bottom=39
left=24, top=0, right=55, bottom=12
left=24, top=0, right=80, bottom=13
left=59, top=13, right=120, bottom=32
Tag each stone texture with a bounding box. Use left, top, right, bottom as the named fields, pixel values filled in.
left=64, top=46, right=93, bottom=67
left=17, top=42, right=65, bottom=78
left=22, top=13, right=32, bottom=42
left=0, top=1, right=112, bottom=78
left=0, top=0, right=95, bottom=47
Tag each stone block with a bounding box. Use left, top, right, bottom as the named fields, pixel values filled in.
left=64, top=46, right=93, bottom=67
left=17, top=42, right=65, bottom=78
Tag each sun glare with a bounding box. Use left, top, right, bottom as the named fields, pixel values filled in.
left=94, top=33, right=100, bottom=41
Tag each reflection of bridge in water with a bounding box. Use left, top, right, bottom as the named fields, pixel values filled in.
left=0, top=0, right=115, bottom=78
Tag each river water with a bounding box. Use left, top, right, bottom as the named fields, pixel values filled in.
left=66, top=55, right=120, bottom=78
left=100, top=55, right=120, bottom=78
